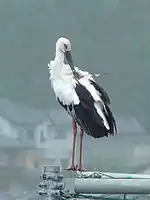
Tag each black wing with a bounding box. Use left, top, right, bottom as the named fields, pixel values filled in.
left=57, top=82, right=117, bottom=138
left=73, top=83, right=114, bottom=138
left=90, top=80, right=111, bottom=105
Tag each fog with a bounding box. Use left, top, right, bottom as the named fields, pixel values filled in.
left=0, top=0, right=149, bottom=199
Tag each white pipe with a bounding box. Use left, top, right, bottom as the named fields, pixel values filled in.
left=78, top=171, right=150, bottom=179
left=74, top=179, right=150, bottom=194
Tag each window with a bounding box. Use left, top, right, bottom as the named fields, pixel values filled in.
left=53, top=130, right=66, bottom=139
left=26, top=128, right=34, bottom=141
left=47, top=124, right=52, bottom=135
left=40, top=130, right=47, bottom=143
left=17, top=127, right=26, bottom=142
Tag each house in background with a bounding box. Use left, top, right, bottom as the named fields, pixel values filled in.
left=0, top=98, right=149, bottom=198
left=82, top=115, right=149, bottom=173
left=0, top=98, right=73, bottom=198
left=0, top=98, right=72, bottom=145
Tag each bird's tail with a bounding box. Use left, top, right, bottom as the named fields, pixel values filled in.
left=104, top=104, right=117, bottom=135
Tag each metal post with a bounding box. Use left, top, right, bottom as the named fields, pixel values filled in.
left=38, top=165, right=65, bottom=200
left=74, top=178, right=150, bottom=194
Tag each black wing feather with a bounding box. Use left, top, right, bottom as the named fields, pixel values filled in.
left=73, top=83, right=110, bottom=138
left=90, top=80, right=111, bottom=105
left=104, top=104, right=117, bottom=134
left=57, top=82, right=117, bottom=138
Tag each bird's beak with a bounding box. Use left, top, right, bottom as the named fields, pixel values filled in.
left=65, top=50, right=81, bottom=79
left=64, top=50, right=74, bottom=72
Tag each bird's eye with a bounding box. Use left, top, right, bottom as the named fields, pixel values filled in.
left=64, top=44, right=68, bottom=49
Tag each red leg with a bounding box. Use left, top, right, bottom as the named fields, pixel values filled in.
left=65, top=120, right=78, bottom=171
left=77, top=127, right=85, bottom=171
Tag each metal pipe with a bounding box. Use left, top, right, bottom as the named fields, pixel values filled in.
left=78, top=171, right=150, bottom=179
left=74, top=179, right=150, bottom=194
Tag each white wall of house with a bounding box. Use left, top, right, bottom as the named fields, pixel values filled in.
left=34, top=120, right=72, bottom=160
left=0, top=116, right=17, bottom=139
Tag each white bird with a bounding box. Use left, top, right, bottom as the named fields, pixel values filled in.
left=48, top=37, right=117, bottom=171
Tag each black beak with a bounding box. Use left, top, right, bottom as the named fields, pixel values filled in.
left=65, top=50, right=82, bottom=79
left=64, top=51, right=75, bottom=72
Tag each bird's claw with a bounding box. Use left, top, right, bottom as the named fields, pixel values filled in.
left=77, top=167, right=85, bottom=172
left=64, top=164, right=78, bottom=171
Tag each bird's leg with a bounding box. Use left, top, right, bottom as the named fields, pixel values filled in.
left=77, top=127, right=85, bottom=171
left=65, top=120, right=77, bottom=171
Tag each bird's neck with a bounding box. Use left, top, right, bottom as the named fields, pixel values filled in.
left=54, top=49, right=64, bottom=64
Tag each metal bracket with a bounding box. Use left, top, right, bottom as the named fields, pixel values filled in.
left=38, top=165, right=72, bottom=200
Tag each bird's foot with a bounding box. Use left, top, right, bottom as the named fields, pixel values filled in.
left=64, top=164, right=78, bottom=171
left=77, top=166, right=85, bottom=172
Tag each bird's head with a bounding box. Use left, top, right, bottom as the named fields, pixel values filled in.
left=56, top=37, right=71, bottom=53
left=56, top=37, right=74, bottom=71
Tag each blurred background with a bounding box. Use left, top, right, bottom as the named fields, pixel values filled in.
left=0, top=0, right=149, bottom=199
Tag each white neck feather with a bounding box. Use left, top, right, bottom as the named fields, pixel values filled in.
left=54, top=48, right=64, bottom=64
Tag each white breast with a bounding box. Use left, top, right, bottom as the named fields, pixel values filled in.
left=49, top=62, right=80, bottom=105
